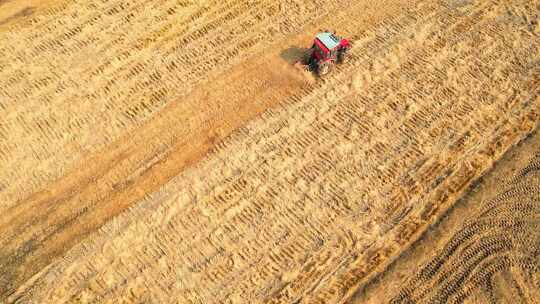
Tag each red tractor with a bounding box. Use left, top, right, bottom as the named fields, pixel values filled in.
left=305, top=32, right=351, bottom=76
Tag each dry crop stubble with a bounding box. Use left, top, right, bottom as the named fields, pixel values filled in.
left=0, top=0, right=415, bottom=299
left=389, top=152, right=540, bottom=303
left=0, top=0, right=328, bottom=211
left=1, top=2, right=420, bottom=298
left=2, top=0, right=397, bottom=212
left=3, top=0, right=538, bottom=303
left=350, top=130, right=540, bottom=303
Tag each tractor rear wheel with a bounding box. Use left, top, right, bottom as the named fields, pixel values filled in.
left=318, top=62, right=331, bottom=76
left=303, top=49, right=313, bottom=65
left=338, top=49, right=349, bottom=64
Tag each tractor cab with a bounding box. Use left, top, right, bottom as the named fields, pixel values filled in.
left=312, top=32, right=341, bottom=60
left=306, top=32, right=351, bottom=76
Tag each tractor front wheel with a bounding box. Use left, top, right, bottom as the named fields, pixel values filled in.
left=318, top=62, right=331, bottom=76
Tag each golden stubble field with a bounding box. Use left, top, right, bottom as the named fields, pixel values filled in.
left=0, top=0, right=539, bottom=303
left=352, top=130, right=540, bottom=303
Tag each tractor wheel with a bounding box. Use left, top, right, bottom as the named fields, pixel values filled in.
left=338, top=49, right=349, bottom=64
left=303, top=49, right=313, bottom=65
left=318, top=62, right=331, bottom=76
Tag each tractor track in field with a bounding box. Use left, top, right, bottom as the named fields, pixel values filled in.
left=1, top=0, right=539, bottom=303
left=352, top=130, right=540, bottom=303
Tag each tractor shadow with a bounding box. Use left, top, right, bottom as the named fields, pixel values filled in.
left=280, top=46, right=310, bottom=64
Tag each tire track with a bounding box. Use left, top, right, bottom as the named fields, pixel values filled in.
left=391, top=153, right=540, bottom=304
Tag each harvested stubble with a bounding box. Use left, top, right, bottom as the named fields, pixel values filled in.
left=0, top=0, right=539, bottom=303
left=390, top=153, right=540, bottom=303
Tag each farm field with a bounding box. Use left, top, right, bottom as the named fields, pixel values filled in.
left=0, top=0, right=539, bottom=303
